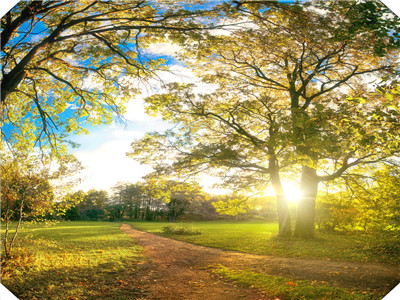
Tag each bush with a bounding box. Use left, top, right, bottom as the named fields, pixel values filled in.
left=161, top=224, right=201, bottom=235
left=1, top=245, right=36, bottom=280
left=372, top=230, right=400, bottom=258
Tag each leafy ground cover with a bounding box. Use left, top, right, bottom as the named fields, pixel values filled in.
left=129, top=221, right=399, bottom=264
left=1, top=221, right=147, bottom=300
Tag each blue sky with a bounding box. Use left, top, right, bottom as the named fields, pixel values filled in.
left=1, top=1, right=400, bottom=194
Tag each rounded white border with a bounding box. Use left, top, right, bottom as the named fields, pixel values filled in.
left=0, top=0, right=19, bottom=18
left=383, top=284, right=400, bottom=300
left=0, top=284, right=18, bottom=300
left=382, top=0, right=400, bottom=17
left=0, top=1, right=399, bottom=299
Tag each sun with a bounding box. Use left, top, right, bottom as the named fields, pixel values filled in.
left=283, top=182, right=302, bottom=203
left=262, top=183, right=302, bottom=203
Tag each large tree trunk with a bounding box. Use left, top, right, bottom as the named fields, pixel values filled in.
left=294, top=165, right=319, bottom=239
left=270, top=170, right=291, bottom=238
left=276, top=191, right=291, bottom=238
left=268, top=149, right=291, bottom=237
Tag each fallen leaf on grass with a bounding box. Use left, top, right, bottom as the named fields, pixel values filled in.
left=330, top=271, right=340, bottom=275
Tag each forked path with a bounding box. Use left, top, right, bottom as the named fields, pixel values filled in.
left=120, top=224, right=399, bottom=300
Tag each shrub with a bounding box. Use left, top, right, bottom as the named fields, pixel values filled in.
left=161, top=224, right=201, bottom=235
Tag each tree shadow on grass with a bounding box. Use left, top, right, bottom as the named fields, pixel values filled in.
left=2, top=222, right=151, bottom=300
left=4, top=258, right=150, bottom=300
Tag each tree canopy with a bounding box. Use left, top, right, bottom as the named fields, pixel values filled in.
left=1, top=0, right=217, bottom=157
left=2, top=1, right=400, bottom=239
left=1, top=151, right=82, bottom=257
left=141, top=173, right=207, bottom=221
left=128, top=0, right=400, bottom=238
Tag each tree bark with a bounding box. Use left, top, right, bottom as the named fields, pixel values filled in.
left=270, top=167, right=291, bottom=237
left=294, top=165, right=319, bottom=239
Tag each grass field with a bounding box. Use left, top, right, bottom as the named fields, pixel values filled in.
left=1, top=220, right=397, bottom=300
left=209, top=265, right=384, bottom=300
left=128, top=220, right=399, bottom=264
left=1, top=221, right=146, bottom=300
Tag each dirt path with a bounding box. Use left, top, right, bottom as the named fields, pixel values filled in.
left=120, top=224, right=399, bottom=300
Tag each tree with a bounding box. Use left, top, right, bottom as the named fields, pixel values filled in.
left=128, top=1, right=400, bottom=238
left=1, top=0, right=217, bottom=157
left=78, top=189, right=108, bottom=220
left=212, top=195, right=252, bottom=221
left=63, top=190, right=86, bottom=221
left=165, top=181, right=207, bottom=222
left=1, top=163, right=53, bottom=259
left=108, top=182, right=142, bottom=220
left=314, top=161, right=400, bottom=253
left=142, top=174, right=207, bottom=222
left=1, top=150, right=83, bottom=258
left=340, top=163, right=400, bottom=233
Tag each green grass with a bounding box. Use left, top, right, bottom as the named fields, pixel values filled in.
left=128, top=220, right=399, bottom=264
left=1, top=221, right=146, bottom=300
left=210, top=265, right=385, bottom=300
left=2, top=220, right=397, bottom=299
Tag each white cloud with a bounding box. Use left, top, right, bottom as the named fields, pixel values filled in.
left=29, top=34, right=45, bottom=43
left=124, top=96, right=158, bottom=122
left=210, top=16, right=258, bottom=36
left=82, top=73, right=103, bottom=89
left=72, top=137, right=152, bottom=192
left=155, top=65, right=198, bottom=88
left=70, top=92, right=173, bottom=192
left=143, top=42, right=182, bottom=57
left=304, top=4, right=329, bottom=16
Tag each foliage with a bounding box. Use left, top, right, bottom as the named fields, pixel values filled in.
left=348, top=164, right=400, bottom=234
left=315, top=193, right=360, bottom=232
left=162, top=224, right=201, bottom=235
left=108, top=182, right=144, bottom=221
left=78, top=189, right=108, bottom=221
left=141, top=174, right=208, bottom=222
left=111, top=181, right=166, bottom=221
left=129, top=1, right=400, bottom=238
left=212, top=195, right=252, bottom=219
left=183, top=194, right=220, bottom=220
left=61, top=179, right=209, bottom=222
left=1, top=152, right=82, bottom=258
left=1, top=162, right=54, bottom=221
left=0, top=222, right=146, bottom=300
left=315, top=164, right=400, bottom=259
left=211, top=265, right=386, bottom=300
left=62, top=191, right=86, bottom=221
left=315, top=164, right=400, bottom=234
left=0, top=0, right=217, bottom=157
